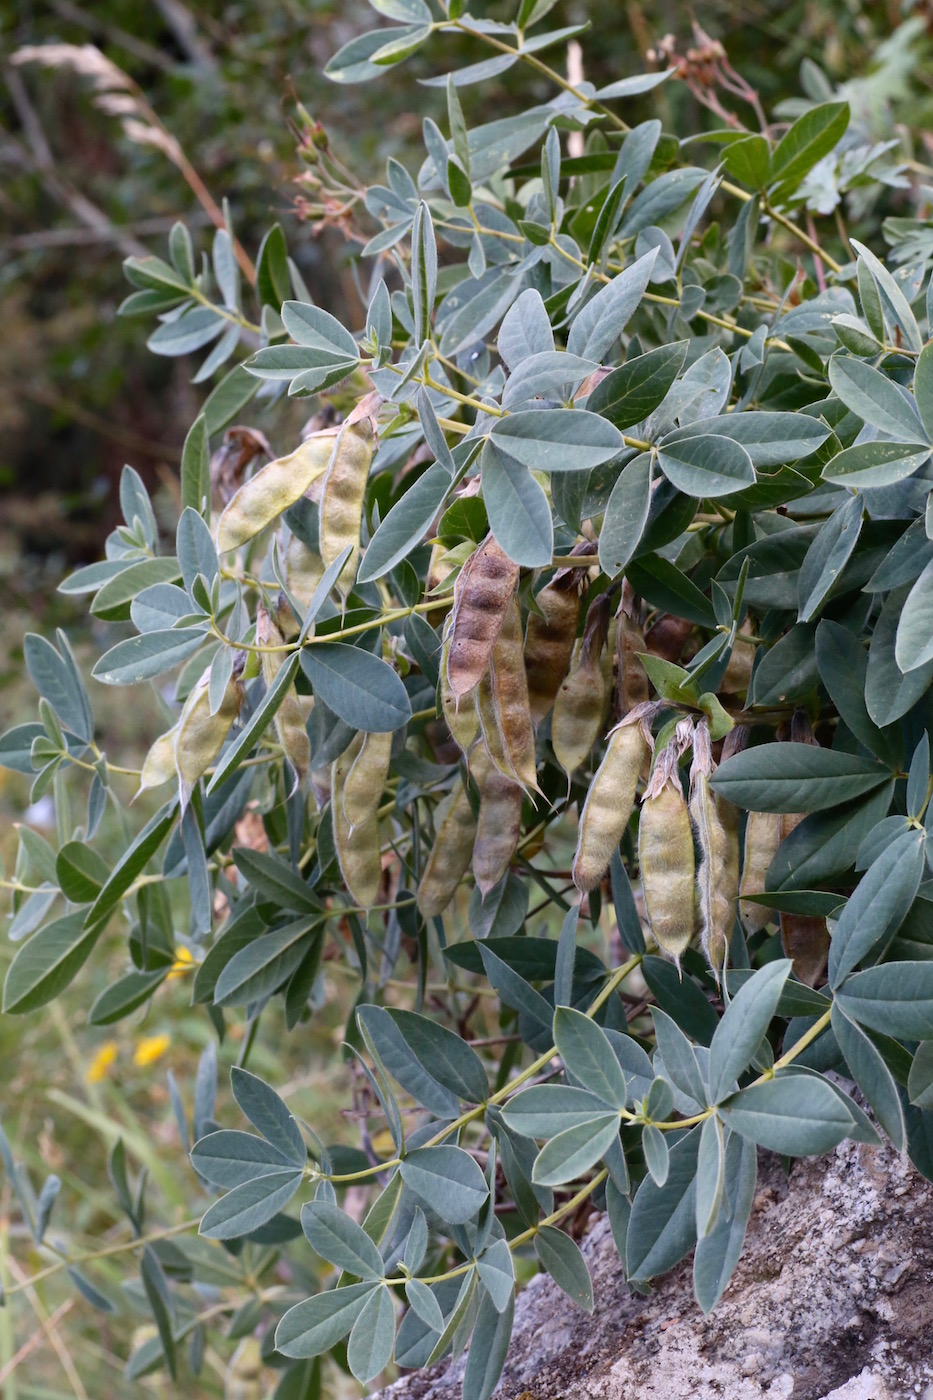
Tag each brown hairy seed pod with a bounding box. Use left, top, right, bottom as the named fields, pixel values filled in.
left=639, top=720, right=696, bottom=965
left=174, top=664, right=242, bottom=812
left=332, top=733, right=382, bottom=908
left=713, top=724, right=745, bottom=957
left=739, top=809, right=783, bottom=935
left=343, top=730, right=392, bottom=830
left=488, top=595, right=540, bottom=792
left=645, top=612, right=694, bottom=664
left=319, top=404, right=377, bottom=600
left=780, top=912, right=830, bottom=988
left=446, top=533, right=520, bottom=704
left=472, top=754, right=523, bottom=896
left=689, top=719, right=734, bottom=981
left=572, top=704, right=655, bottom=893
left=524, top=573, right=581, bottom=726
left=257, top=607, right=311, bottom=793
left=551, top=594, right=612, bottom=777
left=215, top=430, right=338, bottom=554
left=614, top=582, right=650, bottom=720
left=440, top=628, right=479, bottom=755
left=416, top=781, right=478, bottom=920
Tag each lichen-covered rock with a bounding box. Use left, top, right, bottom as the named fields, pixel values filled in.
left=376, top=1140, right=933, bottom=1400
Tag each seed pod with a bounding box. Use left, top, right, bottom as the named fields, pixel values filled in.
left=332, top=733, right=382, bottom=908
left=639, top=732, right=695, bottom=964
left=551, top=595, right=611, bottom=777
left=139, top=722, right=181, bottom=793
left=225, top=1338, right=263, bottom=1400
left=174, top=664, right=242, bottom=811
left=719, top=619, right=755, bottom=699
left=216, top=430, right=338, bottom=553
left=285, top=532, right=325, bottom=613
left=524, top=576, right=580, bottom=726
left=689, top=720, right=734, bottom=980
left=440, top=629, right=479, bottom=756
left=739, top=809, right=783, bottom=935
left=416, top=782, right=477, bottom=920
left=473, top=762, right=523, bottom=896
left=780, top=912, right=830, bottom=988
left=319, top=412, right=376, bottom=599
left=572, top=710, right=653, bottom=893
left=614, top=584, right=650, bottom=720
left=645, top=613, right=693, bottom=664
left=488, top=596, right=539, bottom=792
left=343, top=730, right=393, bottom=830
left=446, top=534, right=520, bottom=704
left=257, top=607, right=310, bottom=792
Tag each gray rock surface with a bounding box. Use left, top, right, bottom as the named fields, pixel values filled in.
left=376, top=1139, right=933, bottom=1399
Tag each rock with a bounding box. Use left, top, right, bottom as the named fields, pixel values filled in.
left=375, top=1140, right=933, bottom=1400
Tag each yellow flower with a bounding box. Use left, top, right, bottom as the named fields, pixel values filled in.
left=167, top=946, right=195, bottom=980
left=133, top=1033, right=171, bottom=1068
left=85, top=1041, right=118, bottom=1084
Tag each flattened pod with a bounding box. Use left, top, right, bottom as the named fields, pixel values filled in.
left=615, top=606, right=650, bottom=719
left=175, top=666, right=241, bottom=811
left=551, top=594, right=611, bottom=777
left=416, top=783, right=477, bottom=920
left=440, top=630, right=479, bottom=755
left=739, top=810, right=783, bottom=935
left=446, top=535, right=520, bottom=703
left=780, top=913, right=830, bottom=988
left=476, top=671, right=512, bottom=782
left=489, top=596, right=539, bottom=792
left=285, top=533, right=325, bottom=613
left=690, top=781, right=733, bottom=980
left=343, top=730, right=392, bottom=829
left=257, top=607, right=310, bottom=792
left=639, top=782, right=695, bottom=962
left=216, top=431, right=337, bottom=553
left=139, top=722, right=180, bottom=793
left=320, top=415, right=375, bottom=598
left=473, top=768, right=523, bottom=896
left=524, top=578, right=580, bottom=726
left=332, top=734, right=382, bottom=908
left=573, top=722, right=651, bottom=892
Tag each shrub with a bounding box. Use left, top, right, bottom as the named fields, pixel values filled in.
left=4, top=4, right=933, bottom=1395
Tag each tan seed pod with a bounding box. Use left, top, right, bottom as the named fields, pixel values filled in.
left=440, top=629, right=479, bottom=755
left=523, top=577, right=580, bottom=726
left=488, top=596, right=539, bottom=792
left=139, top=722, right=181, bottom=794
left=473, top=764, right=523, bottom=896
left=416, top=782, right=478, bottom=920
left=446, top=534, right=520, bottom=704
left=645, top=613, right=694, bottom=664
left=215, top=431, right=338, bottom=554
left=639, top=733, right=695, bottom=964
left=572, top=716, right=652, bottom=893
left=614, top=585, right=650, bottom=720
left=320, top=413, right=376, bottom=599
left=285, top=532, right=325, bottom=613
left=343, top=730, right=393, bottom=830
left=551, top=596, right=611, bottom=777
left=476, top=670, right=513, bottom=781
left=689, top=720, right=734, bottom=981
left=257, top=607, right=311, bottom=792
left=174, top=665, right=241, bottom=811
left=739, top=809, right=783, bottom=935
left=332, top=734, right=382, bottom=908
left=780, top=912, right=830, bottom=988
left=719, top=619, right=756, bottom=699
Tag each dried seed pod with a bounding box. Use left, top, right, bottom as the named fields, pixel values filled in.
left=440, top=629, right=479, bottom=755
left=614, top=583, right=650, bottom=720
left=572, top=710, right=653, bottom=893
left=639, top=728, right=695, bottom=964
left=343, top=730, right=393, bottom=830
left=332, top=733, right=382, bottom=908
left=739, top=809, right=783, bottom=935
left=257, top=607, right=311, bottom=792
left=473, top=761, right=523, bottom=896
left=689, top=720, right=734, bottom=980
left=719, top=619, right=755, bottom=699
left=645, top=613, right=694, bottom=664
left=174, top=664, right=242, bottom=811
left=780, top=912, right=830, bottom=988
left=139, top=722, right=180, bottom=793
left=285, top=533, right=325, bottom=613
left=446, top=534, right=520, bottom=704
left=551, top=595, right=611, bottom=777
left=319, top=411, right=376, bottom=599
left=524, top=576, right=580, bottom=726
left=488, top=596, right=539, bottom=792
left=416, top=782, right=477, bottom=920
left=216, top=430, right=338, bottom=553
